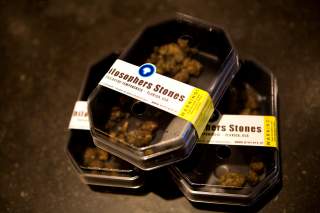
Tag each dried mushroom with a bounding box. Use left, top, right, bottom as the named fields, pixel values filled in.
left=97, top=149, right=109, bottom=161
left=88, top=159, right=104, bottom=168
left=240, top=84, right=261, bottom=115
left=140, top=120, right=159, bottom=132
left=218, top=157, right=266, bottom=187
left=127, top=129, right=153, bottom=147
left=219, top=172, right=246, bottom=187
left=246, top=170, right=259, bottom=186
left=104, top=97, right=159, bottom=148
left=221, top=83, right=262, bottom=115
left=249, top=159, right=265, bottom=174
left=83, top=147, right=97, bottom=164
left=83, top=147, right=109, bottom=167
left=146, top=38, right=203, bottom=83
left=83, top=147, right=123, bottom=172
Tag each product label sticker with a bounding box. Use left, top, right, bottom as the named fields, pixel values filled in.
left=199, top=115, right=278, bottom=148
left=68, top=101, right=90, bottom=130
left=99, top=59, right=214, bottom=136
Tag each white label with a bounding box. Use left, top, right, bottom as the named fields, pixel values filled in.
left=199, top=115, right=278, bottom=148
left=68, top=101, right=90, bottom=130
left=98, top=59, right=213, bottom=136
left=99, top=59, right=193, bottom=115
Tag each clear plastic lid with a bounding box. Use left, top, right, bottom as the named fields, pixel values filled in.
left=67, top=131, right=144, bottom=188
left=169, top=60, right=281, bottom=206
left=88, top=13, right=239, bottom=171
left=66, top=53, right=144, bottom=189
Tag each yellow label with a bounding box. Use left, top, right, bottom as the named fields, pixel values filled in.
left=179, top=88, right=214, bottom=136
left=199, top=115, right=278, bottom=149
left=264, top=116, right=278, bottom=148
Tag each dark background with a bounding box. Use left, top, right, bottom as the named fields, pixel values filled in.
left=1, top=0, right=320, bottom=212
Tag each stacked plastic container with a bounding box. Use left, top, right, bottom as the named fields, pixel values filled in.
left=66, top=13, right=281, bottom=207
left=87, top=13, right=239, bottom=171
left=169, top=60, right=280, bottom=206
left=66, top=53, right=144, bottom=189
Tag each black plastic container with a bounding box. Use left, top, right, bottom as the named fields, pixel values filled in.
left=66, top=53, right=144, bottom=189
left=169, top=60, right=281, bottom=206
left=87, top=13, right=239, bottom=171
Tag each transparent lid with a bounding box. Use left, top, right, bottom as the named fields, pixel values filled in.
left=67, top=130, right=144, bottom=188
left=68, top=131, right=139, bottom=176
left=169, top=60, right=281, bottom=206
left=66, top=53, right=144, bottom=188
left=88, top=13, right=239, bottom=170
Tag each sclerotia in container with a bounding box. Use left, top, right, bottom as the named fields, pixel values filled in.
left=104, top=39, right=203, bottom=148
left=217, top=82, right=266, bottom=187
left=105, top=96, right=159, bottom=148
left=220, top=81, right=262, bottom=115
left=218, top=157, right=265, bottom=187
left=146, top=38, right=202, bottom=83
left=168, top=58, right=279, bottom=206
left=82, top=146, right=131, bottom=174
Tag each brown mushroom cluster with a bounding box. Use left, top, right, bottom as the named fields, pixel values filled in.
left=146, top=38, right=203, bottom=83
left=219, top=172, right=246, bottom=187
left=239, top=84, right=261, bottom=115
left=83, top=147, right=111, bottom=168
left=222, top=83, right=261, bottom=115
left=246, top=158, right=265, bottom=186
left=82, top=147, right=133, bottom=175
left=105, top=97, right=159, bottom=148
left=218, top=158, right=265, bottom=187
